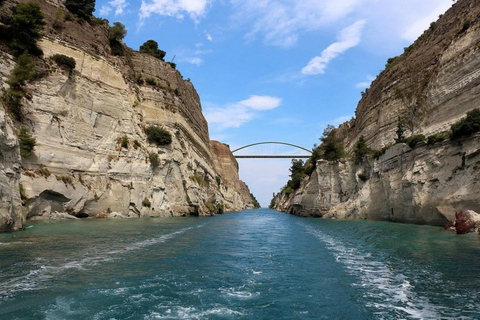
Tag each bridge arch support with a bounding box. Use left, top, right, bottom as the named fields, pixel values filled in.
left=231, top=142, right=312, bottom=159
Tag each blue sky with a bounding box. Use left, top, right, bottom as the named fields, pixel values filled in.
left=95, top=0, right=453, bottom=207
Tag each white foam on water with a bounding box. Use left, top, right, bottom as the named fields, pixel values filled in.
left=303, top=224, right=449, bottom=320
left=220, top=287, right=258, bottom=300
left=145, top=305, right=244, bottom=319
left=0, top=225, right=200, bottom=300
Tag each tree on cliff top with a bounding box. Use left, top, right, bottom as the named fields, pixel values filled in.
left=319, top=125, right=345, bottom=161
left=139, top=40, right=166, bottom=61
left=7, top=2, right=45, bottom=56
left=65, top=0, right=96, bottom=21
left=108, top=22, right=127, bottom=56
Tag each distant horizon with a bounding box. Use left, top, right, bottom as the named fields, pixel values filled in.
left=95, top=0, right=454, bottom=206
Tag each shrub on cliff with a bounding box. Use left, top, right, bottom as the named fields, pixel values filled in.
left=145, top=126, right=172, bottom=146
left=65, top=0, right=96, bottom=21
left=427, top=132, right=449, bottom=145
left=354, top=135, right=370, bottom=164
left=250, top=193, right=261, bottom=208
left=319, top=125, right=345, bottom=161
left=405, top=134, right=426, bottom=148
left=51, top=54, right=76, bottom=70
left=19, top=127, right=36, bottom=158
left=108, top=22, right=126, bottom=56
left=6, top=2, right=45, bottom=56
left=148, top=152, right=159, bottom=169
left=287, top=159, right=305, bottom=190
left=4, top=52, right=36, bottom=121
left=139, top=40, right=166, bottom=61
left=451, top=108, right=480, bottom=140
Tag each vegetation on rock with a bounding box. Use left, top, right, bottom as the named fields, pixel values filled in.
left=108, top=22, right=126, bottom=56
left=148, top=152, right=159, bottom=169
left=4, top=52, right=36, bottom=121
left=142, top=197, right=151, bottom=208
left=139, top=40, right=166, bottom=61
left=250, top=193, right=261, bottom=208
left=51, top=54, right=76, bottom=69
left=451, top=108, right=480, bottom=140
left=404, top=134, right=426, bottom=148
left=19, top=127, right=36, bottom=158
left=65, top=0, right=96, bottom=21
left=286, top=159, right=306, bottom=191
left=3, top=2, right=45, bottom=56
left=318, top=125, right=345, bottom=161
left=145, top=126, right=172, bottom=146
left=354, top=135, right=370, bottom=164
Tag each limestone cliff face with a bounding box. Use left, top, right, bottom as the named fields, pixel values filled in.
left=273, top=134, right=480, bottom=225
left=0, top=0, right=254, bottom=230
left=273, top=0, right=480, bottom=225
left=338, top=0, right=480, bottom=151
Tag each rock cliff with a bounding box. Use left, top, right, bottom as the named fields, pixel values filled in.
left=272, top=0, right=480, bottom=225
left=0, top=0, right=255, bottom=231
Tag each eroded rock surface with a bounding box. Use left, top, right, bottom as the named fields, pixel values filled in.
left=0, top=0, right=255, bottom=230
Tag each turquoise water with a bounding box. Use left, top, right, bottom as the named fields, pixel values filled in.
left=1, top=209, right=480, bottom=319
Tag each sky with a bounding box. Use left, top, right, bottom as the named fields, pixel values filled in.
left=95, top=0, right=454, bottom=207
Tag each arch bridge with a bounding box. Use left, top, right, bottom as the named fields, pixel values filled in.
left=232, top=142, right=312, bottom=159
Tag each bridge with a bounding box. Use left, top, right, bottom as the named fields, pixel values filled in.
left=232, top=142, right=312, bottom=159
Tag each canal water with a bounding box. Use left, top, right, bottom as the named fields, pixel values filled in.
left=1, top=209, right=479, bottom=319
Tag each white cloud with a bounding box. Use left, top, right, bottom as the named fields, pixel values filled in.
left=205, top=95, right=282, bottom=130
left=140, top=0, right=211, bottom=21
left=355, top=75, right=375, bottom=89
left=180, top=57, right=204, bottom=65
left=231, top=0, right=362, bottom=47
left=238, top=95, right=281, bottom=111
left=302, top=20, right=366, bottom=75
left=99, top=0, right=128, bottom=16
left=205, top=32, right=213, bottom=41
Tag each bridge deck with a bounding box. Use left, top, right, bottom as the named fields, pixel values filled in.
left=234, top=155, right=311, bottom=159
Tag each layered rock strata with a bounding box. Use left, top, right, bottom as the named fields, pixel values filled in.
left=0, top=0, right=255, bottom=230
left=273, top=134, right=480, bottom=225
left=273, top=0, right=480, bottom=225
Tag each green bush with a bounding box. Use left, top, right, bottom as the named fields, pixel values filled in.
left=148, top=152, right=159, bottom=169
left=108, top=22, right=126, bottom=56
left=460, top=19, right=471, bottom=33
left=405, top=134, right=426, bottom=148
left=286, top=159, right=305, bottom=190
left=354, top=135, right=369, bottom=164
left=6, top=2, right=45, bottom=56
left=250, top=193, right=260, bottom=208
left=133, top=139, right=141, bottom=149
left=4, top=52, right=36, bottom=121
left=108, top=22, right=126, bottom=41
left=371, top=149, right=384, bottom=160
left=167, top=62, right=176, bottom=69
left=319, top=125, right=345, bottom=161
left=451, top=108, right=480, bottom=140
left=65, top=0, right=96, bottom=21
left=427, top=132, right=449, bottom=145
left=145, top=126, right=172, bottom=146
left=139, top=40, right=166, bottom=61
left=19, top=127, right=36, bottom=158
left=120, top=135, right=128, bottom=149
left=51, top=54, right=76, bottom=69
left=142, top=197, right=151, bottom=208
left=215, top=175, right=222, bottom=186
left=145, top=78, right=156, bottom=86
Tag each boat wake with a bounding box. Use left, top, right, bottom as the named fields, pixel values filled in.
left=0, top=225, right=201, bottom=301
